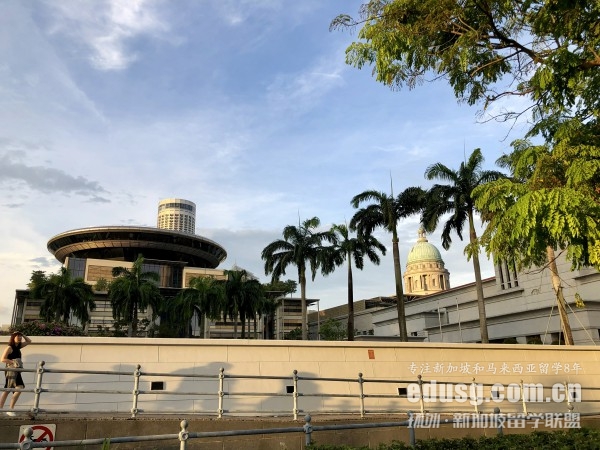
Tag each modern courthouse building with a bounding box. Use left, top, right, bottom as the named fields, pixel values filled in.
left=11, top=201, right=600, bottom=344
left=12, top=198, right=312, bottom=338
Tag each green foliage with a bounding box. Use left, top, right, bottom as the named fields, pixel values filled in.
left=224, top=270, right=265, bottom=339
left=475, top=128, right=600, bottom=271
left=94, top=278, right=109, bottom=292
left=331, top=1, right=600, bottom=122
left=167, top=276, right=225, bottom=338
left=108, top=255, right=163, bottom=337
left=284, top=327, right=303, bottom=340
left=323, top=223, right=386, bottom=341
left=262, top=217, right=334, bottom=340
left=350, top=187, right=426, bottom=341
left=8, top=321, right=87, bottom=336
left=262, top=279, right=298, bottom=298
left=29, top=267, right=96, bottom=325
left=422, top=149, right=503, bottom=344
left=319, top=318, right=347, bottom=341
left=308, top=428, right=600, bottom=450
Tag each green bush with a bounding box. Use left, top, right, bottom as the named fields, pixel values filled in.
left=307, top=428, right=600, bottom=450
left=6, top=321, right=87, bottom=336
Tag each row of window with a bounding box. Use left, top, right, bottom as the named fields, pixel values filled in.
left=158, top=203, right=195, bottom=212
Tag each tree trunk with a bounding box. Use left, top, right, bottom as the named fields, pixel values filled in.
left=468, top=211, right=489, bottom=343
left=129, top=306, right=136, bottom=337
left=241, top=312, right=246, bottom=339
left=300, top=266, right=308, bottom=340
left=547, top=246, right=574, bottom=345
left=347, top=257, right=355, bottom=341
left=392, top=229, right=408, bottom=341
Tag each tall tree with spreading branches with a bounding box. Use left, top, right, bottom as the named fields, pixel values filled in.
left=331, top=0, right=600, bottom=123
left=475, top=121, right=600, bottom=344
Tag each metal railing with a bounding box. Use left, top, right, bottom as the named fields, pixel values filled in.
left=1, top=409, right=592, bottom=449
left=0, top=361, right=592, bottom=420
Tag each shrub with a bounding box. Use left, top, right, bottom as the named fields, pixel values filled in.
left=307, top=428, right=600, bottom=450
left=7, top=321, right=87, bottom=336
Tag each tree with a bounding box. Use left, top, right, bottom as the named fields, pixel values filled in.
left=170, top=276, right=225, bottom=338
left=224, top=269, right=265, bottom=339
left=261, top=217, right=333, bottom=340
left=475, top=127, right=600, bottom=344
left=30, top=267, right=96, bottom=326
left=261, top=279, right=297, bottom=340
left=319, top=318, right=347, bottom=341
left=350, top=186, right=426, bottom=341
left=331, top=0, right=600, bottom=122
left=422, top=148, right=504, bottom=343
left=262, top=279, right=298, bottom=298
left=108, top=255, right=163, bottom=337
left=322, top=223, right=386, bottom=341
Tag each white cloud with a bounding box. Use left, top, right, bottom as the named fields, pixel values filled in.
left=267, top=57, right=346, bottom=115
left=44, top=0, right=169, bottom=71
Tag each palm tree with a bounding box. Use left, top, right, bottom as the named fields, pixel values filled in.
left=108, top=255, right=163, bottom=337
left=258, top=296, right=283, bottom=339
left=170, top=276, right=225, bottom=338
left=224, top=269, right=265, bottom=339
left=350, top=187, right=426, bottom=341
left=30, top=267, right=96, bottom=325
left=322, top=223, right=386, bottom=341
left=261, top=217, right=333, bottom=340
left=422, top=148, right=504, bottom=343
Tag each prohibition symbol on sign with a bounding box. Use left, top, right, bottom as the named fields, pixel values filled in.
left=18, top=424, right=56, bottom=450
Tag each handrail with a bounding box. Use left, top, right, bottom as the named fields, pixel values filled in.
left=1, top=410, right=592, bottom=449
left=0, top=361, right=587, bottom=420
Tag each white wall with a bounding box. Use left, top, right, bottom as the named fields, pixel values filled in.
left=11, top=337, right=600, bottom=416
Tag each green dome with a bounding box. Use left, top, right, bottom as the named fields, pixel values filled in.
left=406, top=228, right=443, bottom=264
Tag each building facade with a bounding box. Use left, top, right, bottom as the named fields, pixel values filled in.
left=11, top=199, right=309, bottom=339
left=309, top=230, right=600, bottom=345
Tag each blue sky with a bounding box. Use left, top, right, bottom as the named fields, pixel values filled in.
left=0, top=0, right=529, bottom=326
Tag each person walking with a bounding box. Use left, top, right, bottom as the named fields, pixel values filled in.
left=1, top=332, right=31, bottom=416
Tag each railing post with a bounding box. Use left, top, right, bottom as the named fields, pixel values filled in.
left=19, top=427, right=33, bottom=450
left=218, top=367, right=224, bottom=418
left=131, top=364, right=141, bottom=418
left=358, top=372, right=365, bottom=418
left=471, top=378, right=479, bottom=415
left=30, top=361, right=45, bottom=418
left=417, top=375, right=425, bottom=415
left=407, top=410, right=415, bottom=447
left=303, top=414, right=313, bottom=446
left=293, top=370, right=299, bottom=421
left=520, top=380, right=528, bottom=415
left=179, top=419, right=189, bottom=450
left=494, top=407, right=503, bottom=436
left=564, top=381, right=574, bottom=412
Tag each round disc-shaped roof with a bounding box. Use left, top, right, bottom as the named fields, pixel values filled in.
left=47, top=226, right=227, bottom=269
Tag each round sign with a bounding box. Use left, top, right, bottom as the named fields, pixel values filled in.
left=19, top=424, right=55, bottom=450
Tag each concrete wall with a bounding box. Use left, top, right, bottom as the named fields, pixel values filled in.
left=8, top=337, right=600, bottom=417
